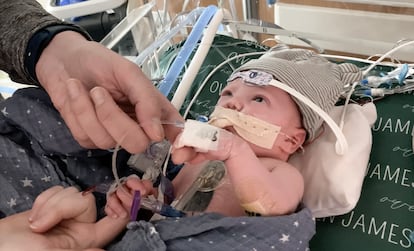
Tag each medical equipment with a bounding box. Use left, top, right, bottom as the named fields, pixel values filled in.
left=130, top=190, right=186, bottom=220
left=157, top=5, right=218, bottom=97
left=171, top=160, right=226, bottom=211
left=37, top=0, right=127, bottom=19
left=230, top=19, right=324, bottom=53
left=100, top=2, right=155, bottom=49
left=133, top=7, right=205, bottom=66
left=170, top=8, right=225, bottom=109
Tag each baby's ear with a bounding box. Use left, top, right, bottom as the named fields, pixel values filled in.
left=282, top=128, right=306, bottom=154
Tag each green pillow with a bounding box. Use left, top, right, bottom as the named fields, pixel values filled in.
left=310, top=93, right=414, bottom=250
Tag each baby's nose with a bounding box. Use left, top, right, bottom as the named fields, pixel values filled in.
left=223, top=98, right=243, bottom=111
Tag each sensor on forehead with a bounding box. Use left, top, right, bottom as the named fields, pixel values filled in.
left=227, top=70, right=273, bottom=86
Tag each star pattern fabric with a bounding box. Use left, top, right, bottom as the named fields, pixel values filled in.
left=0, top=87, right=114, bottom=217
left=109, top=211, right=315, bottom=251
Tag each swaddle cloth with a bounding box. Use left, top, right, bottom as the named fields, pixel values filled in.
left=107, top=208, right=315, bottom=251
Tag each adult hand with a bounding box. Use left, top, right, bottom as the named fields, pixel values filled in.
left=36, top=31, right=183, bottom=153
left=0, top=186, right=128, bottom=251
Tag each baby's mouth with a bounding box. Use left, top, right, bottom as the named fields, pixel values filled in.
left=224, top=126, right=237, bottom=135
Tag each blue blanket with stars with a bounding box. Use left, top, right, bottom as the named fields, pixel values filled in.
left=0, top=87, right=315, bottom=250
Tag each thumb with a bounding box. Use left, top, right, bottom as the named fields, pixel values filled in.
left=92, top=215, right=129, bottom=247
left=171, top=146, right=198, bottom=164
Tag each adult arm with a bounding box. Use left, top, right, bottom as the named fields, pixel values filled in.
left=0, top=0, right=66, bottom=85
left=0, top=0, right=183, bottom=153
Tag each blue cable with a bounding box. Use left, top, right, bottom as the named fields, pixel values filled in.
left=157, top=5, right=218, bottom=97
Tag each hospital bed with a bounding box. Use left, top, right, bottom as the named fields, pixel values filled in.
left=106, top=2, right=414, bottom=249
left=5, top=0, right=414, bottom=250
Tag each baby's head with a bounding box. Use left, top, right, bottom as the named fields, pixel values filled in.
left=210, top=48, right=362, bottom=160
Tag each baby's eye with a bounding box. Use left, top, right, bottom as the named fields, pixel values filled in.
left=220, top=90, right=232, bottom=97
left=253, top=96, right=265, bottom=103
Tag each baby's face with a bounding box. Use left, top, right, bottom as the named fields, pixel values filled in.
left=217, top=78, right=302, bottom=130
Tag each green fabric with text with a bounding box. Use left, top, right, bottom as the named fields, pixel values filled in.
left=311, top=93, right=414, bottom=250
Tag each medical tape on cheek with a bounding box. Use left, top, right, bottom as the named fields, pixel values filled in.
left=208, top=106, right=281, bottom=149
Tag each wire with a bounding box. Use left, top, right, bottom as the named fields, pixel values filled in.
left=362, top=40, right=414, bottom=76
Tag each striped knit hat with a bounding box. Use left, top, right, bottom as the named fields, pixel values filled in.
left=233, top=48, right=362, bottom=142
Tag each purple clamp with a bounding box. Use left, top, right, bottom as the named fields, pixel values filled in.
left=130, top=190, right=141, bottom=221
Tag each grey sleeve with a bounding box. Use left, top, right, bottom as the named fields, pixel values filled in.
left=0, top=0, right=65, bottom=85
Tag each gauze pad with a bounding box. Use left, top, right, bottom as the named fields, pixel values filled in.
left=176, top=120, right=221, bottom=152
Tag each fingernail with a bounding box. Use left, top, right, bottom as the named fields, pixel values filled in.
left=152, top=119, right=164, bottom=140
left=29, top=222, right=39, bottom=230
left=90, top=88, right=105, bottom=106
left=67, top=80, right=80, bottom=99
left=29, top=217, right=44, bottom=230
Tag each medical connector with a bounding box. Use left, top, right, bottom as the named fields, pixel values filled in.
left=353, top=88, right=395, bottom=97
left=140, top=197, right=186, bottom=218
left=360, top=76, right=393, bottom=87
left=362, top=64, right=413, bottom=87
left=127, top=140, right=171, bottom=175
left=130, top=190, right=185, bottom=220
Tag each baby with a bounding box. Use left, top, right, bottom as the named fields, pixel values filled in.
left=105, top=48, right=361, bottom=218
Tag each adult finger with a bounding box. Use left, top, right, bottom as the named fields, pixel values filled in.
left=59, top=95, right=97, bottom=149
left=66, top=79, right=117, bottom=149
left=92, top=216, right=130, bottom=248
left=46, top=78, right=96, bottom=149
left=30, top=187, right=96, bottom=233
left=90, top=87, right=150, bottom=153
left=134, top=89, right=183, bottom=145
left=117, top=67, right=183, bottom=144
left=30, top=186, right=65, bottom=221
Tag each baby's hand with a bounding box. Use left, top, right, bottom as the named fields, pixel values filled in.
left=105, top=176, right=154, bottom=219
left=171, top=120, right=244, bottom=164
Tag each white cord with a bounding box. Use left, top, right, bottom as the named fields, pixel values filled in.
left=362, top=40, right=414, bottom=76
left=268, top=79, right=348, bottom=155
left=321, top=54, right=414, bottom=68
left=171, top=9, right=225, bottom=109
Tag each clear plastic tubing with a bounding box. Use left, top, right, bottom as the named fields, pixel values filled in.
left=156, top=5, right=218, bottom=97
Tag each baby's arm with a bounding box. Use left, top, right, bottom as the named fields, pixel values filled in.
left=224, top=144, right=304, bottom=216
left=172, top=123, right=304, bottom=216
